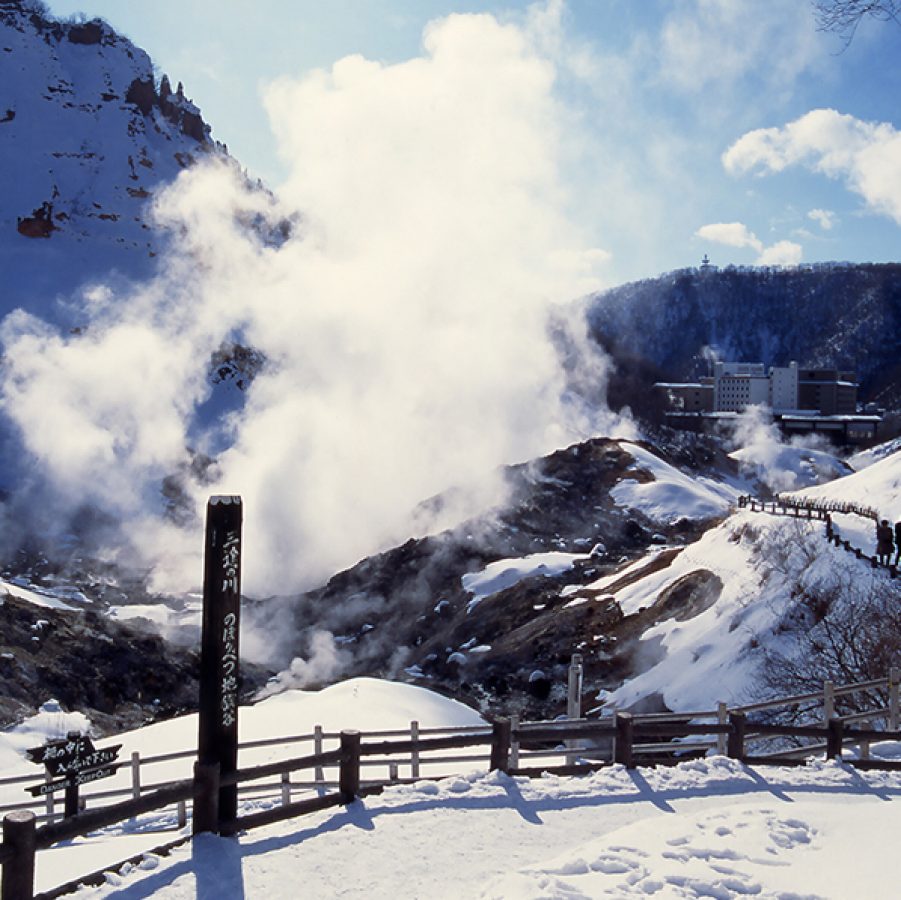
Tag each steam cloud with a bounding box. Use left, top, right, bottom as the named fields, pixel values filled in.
left=0, top=9, right=625, bottom=597
left=728, top=406, right=847, bottom=494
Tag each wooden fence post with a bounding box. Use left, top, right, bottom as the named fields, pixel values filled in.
left=823, top=681, right=835, bottom=726
left=339, top=730, right=361, bottom=803
left=716, top=702, right=728, bottom=755
left=826, top=718, right=844, bottom=760
left=2, top=811, right=36, bottom=900
left=607, top=705, right=617, bottom=762
left=490, top=719, right=511, bottom=774
left=64, top=781, right=79, bottom=819
left=614, top=712, right=634, bottom=768
left=314, top=725, right=325, bottom=786
left=566, top=654, right=583, bottom=765
left=860, top=720, right=871, bottom=761
left=890, top=668, right=900, bottom=731
left=192, top=760, right=220, bottom=836
left=509, top=715, right=521, bottom=770
left=410, top=721, right=420, bottom=779
left=130, top=751, right=141, bottom=801
left=44, top=773, right=54, bottom=824
left=280, top=771, right=291, bottom=806
left=727, top=712, right=746, bottom=761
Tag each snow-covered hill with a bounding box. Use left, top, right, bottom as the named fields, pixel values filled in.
left=0, top=0, right=221, bottom=321
left=794, top=446, right=901, bottom=522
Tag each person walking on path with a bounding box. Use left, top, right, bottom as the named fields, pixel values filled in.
left=876, top=519, right=894, bottom=566
left=895, top=521, right=901, bottom=566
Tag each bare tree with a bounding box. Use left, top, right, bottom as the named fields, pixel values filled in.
left=760, top=574, right=901, bottom=725
left=813, top=0, right=901, bottom=45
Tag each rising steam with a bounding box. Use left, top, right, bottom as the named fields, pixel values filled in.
left=0, top=9, right=626, bottom=597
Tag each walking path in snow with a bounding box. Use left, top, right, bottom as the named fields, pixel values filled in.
left=81, top=757, right=901, bottom=899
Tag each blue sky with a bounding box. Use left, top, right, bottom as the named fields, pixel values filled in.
left=46, top=0, right=901, bottom=288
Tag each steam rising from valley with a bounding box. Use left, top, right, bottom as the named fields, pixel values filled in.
left=0, top=9, right=628, bottom=596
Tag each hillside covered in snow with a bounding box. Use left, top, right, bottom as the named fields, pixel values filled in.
left=0, top=0, right=225, bottom=321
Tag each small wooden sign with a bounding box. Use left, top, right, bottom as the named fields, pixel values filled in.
left=25, top=733, right=122, bottom=803
left=27, top=765, right=121, bottom=797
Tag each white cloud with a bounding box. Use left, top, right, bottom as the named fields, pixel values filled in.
left=696, top=222, right=802, bottom=266
left=658, top=0, right=821, bottom=94
left=696, top=221, right=762, bottom=251
left=756, top=239, right=803, bottom=266
left=808, top=208, right=837, bottom=230
left=724, top=109, right=901, bottom=224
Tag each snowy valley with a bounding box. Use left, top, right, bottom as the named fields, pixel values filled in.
left=2, top=1, right=901, bottom=897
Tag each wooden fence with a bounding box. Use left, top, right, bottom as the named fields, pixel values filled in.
left=4, top=670, right=901, bottom=899
left=739, top=494, right=898, bottom=577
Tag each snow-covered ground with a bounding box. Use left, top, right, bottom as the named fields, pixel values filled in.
left=462, top=552, right=589, bottom=610
left=612, top=442, right=740, bottom=523
left=3, top=680, right=901, bottom=899
left=793, top=446, right=901, bottom=523
left=85, top=759, right=901, bottom=899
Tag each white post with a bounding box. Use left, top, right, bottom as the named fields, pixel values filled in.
left=567, top=654, right=584, bottom=720
left=823, top=680, right=835, bottom=727
left=281, top=771, right=291, bottom=806
left=566, top=653, right=584, bottom=766
left=314, top=725, right=324, bottom=786
left=129, top=750, right=141, bottom=825
left=716, top=702, right=728, bottom=755
left=609, top=705, right=617, bottom=763
left=510, top=714, right=520, bottom=770
left=410, top=721, right=420, bottom=779
left=130, top=751, right=141, bottom=800
left=890, top=668, right=900, bottom=731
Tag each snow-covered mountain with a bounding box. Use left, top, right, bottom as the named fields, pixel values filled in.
left=0, top=0, right=221, bottom=322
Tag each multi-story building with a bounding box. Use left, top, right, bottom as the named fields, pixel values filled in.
left=654, top=360, right=878, bottom=443
left=713, top=362, right=769, bottom=412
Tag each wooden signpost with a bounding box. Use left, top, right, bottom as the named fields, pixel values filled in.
left=25, top=732, right=121, bottom=818
left=198, top=495, right=243, bottom=828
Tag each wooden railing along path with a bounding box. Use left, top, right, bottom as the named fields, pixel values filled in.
left=4, top=670, right=901, bottom=899
left=738, top=494, right=898, bottom=577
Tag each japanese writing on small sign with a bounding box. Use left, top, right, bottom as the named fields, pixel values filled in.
left=25, top=735, right=121, bottom=795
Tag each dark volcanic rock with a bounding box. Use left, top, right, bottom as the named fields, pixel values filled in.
left=0, top=592, right=269, bottom=734
left=261, top=435, right=734, bottom=720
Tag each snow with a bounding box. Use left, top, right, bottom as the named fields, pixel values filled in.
left=0, top=699, right=90, bottom=770
left=611, top=442, right=738, bottom=524
left=0, top=579, right=78, bottom=611
left=849, top=436, right=901, bottom=471
left=793, top=447, right=901, bottom=523
left=462, top=552, right=587, bottom=609
left=71, top=754, right=901, bottom=899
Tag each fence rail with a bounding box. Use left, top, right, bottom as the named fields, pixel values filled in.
left=739, top=494, right=899, bottom=577
left=5, top=668, right=901, bottom=899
